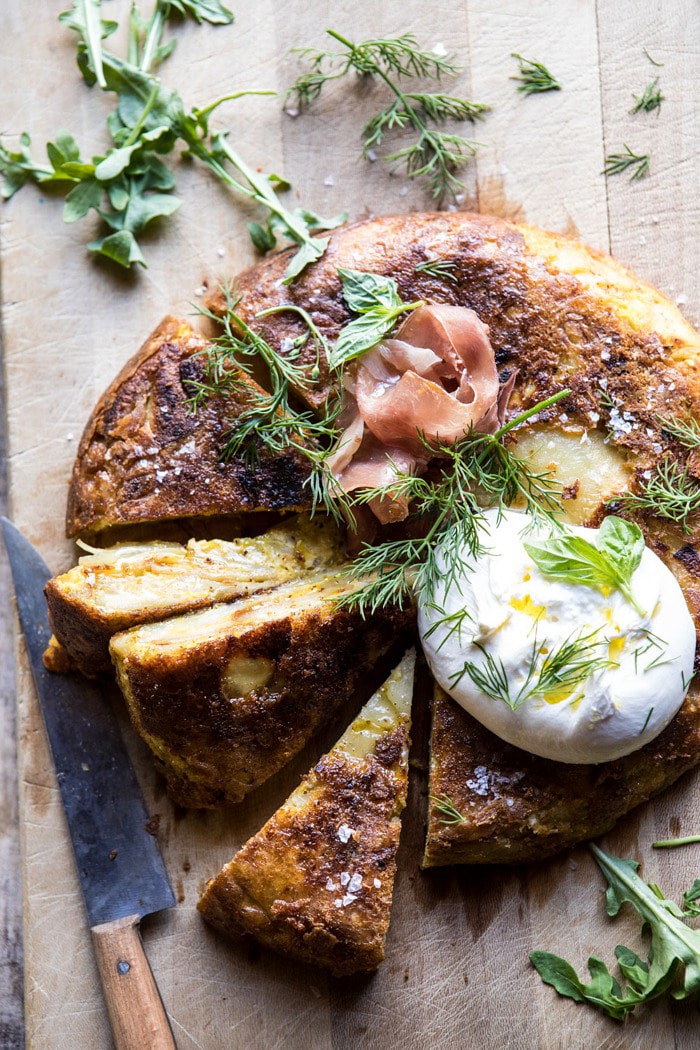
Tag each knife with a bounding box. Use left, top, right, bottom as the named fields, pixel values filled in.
left=2, top=518, right=177, bottom=1050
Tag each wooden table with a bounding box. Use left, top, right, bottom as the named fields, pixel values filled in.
left=1, top=1, right=699, bottom=1047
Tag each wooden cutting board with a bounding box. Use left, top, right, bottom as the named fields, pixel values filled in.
left=2, top=1, right=699, bottom=1047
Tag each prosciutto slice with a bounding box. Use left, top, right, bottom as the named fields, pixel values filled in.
left=330, top=303, right=509, bottom=524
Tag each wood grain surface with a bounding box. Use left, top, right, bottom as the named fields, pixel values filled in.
left=1, top=1, right=699, bottom=1048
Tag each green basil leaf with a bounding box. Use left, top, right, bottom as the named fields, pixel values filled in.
left=338, top=267, right=402, bottom=313
left=63, top=177, right=102, bottom=222
left=330, top=306, right=404, bottom=369
left=597, top=515, right=645, bottom=582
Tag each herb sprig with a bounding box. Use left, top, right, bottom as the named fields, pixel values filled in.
left=414, top=258, right=459, bottom=283
left=630, top=77, right=664, bottom=115
left=602, top=145, right=651, bottom=181
left=618, top=458, right=700, bottom=532
left=524, top=515, right=646, bottom=615
left=1, top=1, right=343, bottom=278
left=510, top=54, right=561, bottom=95
left=287, top=30, right=489, bottom=203
left=531, top=845, right=700, bottom=1019
left=431, top=795, right=466, bottom=826
left=451, top=629, right=609, bottom=711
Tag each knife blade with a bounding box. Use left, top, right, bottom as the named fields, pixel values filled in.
left=2, top=518, right=177, bottom=1050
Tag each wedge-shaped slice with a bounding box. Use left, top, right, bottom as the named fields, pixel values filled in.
left=424, top=685, right=700, bottom=866
left=110, top=570, right=414, bottom=807
left=45, top=514, right=342, bottom=676
left=66, top=316, right=311, bottom=538
left=198, top=650, right=415, bottom=976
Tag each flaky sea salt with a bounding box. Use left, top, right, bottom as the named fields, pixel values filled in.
left=339, top=871, right=350, bottom=887
left=337, top=824, right=354, bottom=843
left=348, top=873, right=362, bottom=894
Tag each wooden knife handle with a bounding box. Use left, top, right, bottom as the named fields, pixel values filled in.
left=91, top=915, right=176, bottom=1050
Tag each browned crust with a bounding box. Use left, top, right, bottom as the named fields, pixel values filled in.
left=111, top=601, right=414, bottom=808
left=206, top=214, right=700, bottom=472
left=66, top=317, right=311, bottom=538
left=424, top=685, right=700, bottom=866
left=198, top=727, right=409, bottom=976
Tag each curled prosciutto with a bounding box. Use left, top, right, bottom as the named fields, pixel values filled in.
left=328, top=303, right=510, bottom=524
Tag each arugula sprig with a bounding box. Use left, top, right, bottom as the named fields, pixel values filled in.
left=524, top=515, right=646, bottom=616
left=531, top=845, right=700, bottom=1020
left=2, top=2, right=343, bottom=278
left=287, top=30, right=489, bottom=203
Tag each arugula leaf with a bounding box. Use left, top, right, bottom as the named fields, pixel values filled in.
left=59, top=0, right=117, bottom=87
left=330, top=268, right=422, bottom=368
left=166, top=0, right=234, bottom=23
left=524, top=515, right=646, bottom=615
left=531, top=844, right=700, bottom=1020
left=683, top=879, right=700, bottom=917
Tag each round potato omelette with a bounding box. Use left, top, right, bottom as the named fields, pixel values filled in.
left=65, top=211, right=700, bottom=863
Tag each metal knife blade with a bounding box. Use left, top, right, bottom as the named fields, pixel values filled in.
left=1, top=517, right=175, bottom=928
left=3, top=519, right=178, bottom=1047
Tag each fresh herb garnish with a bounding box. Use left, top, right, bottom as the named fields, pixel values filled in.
left=630, top=77, right=664, bottom=115
left=618, top=458, right=700, bottom=532
left=683, top=881, right=700, bottom=917
left=187, top=285, right=342, bottom=471
left=510, top=54, right=561, bottom=95
left=531, top=844, right=700, bottom=1020
left=431, top=795, right=466, bottom=826
left=330, top=269, right=423, bottom=368
left=653, top=835, right=700, bottom=850
left=602, top=145, right=651, bottom=180
left=1, top=2, right=344, bottom=278
left=287, top=30, right=489, bottom=203
left=524, top=515, right=646, bottom=615
left=658, top=414, right=700, bottom=450
left=450, top=629, right=609, bottom=711
left=338, top=389, right=570, bottom=615
left=414, top=258, right=459, bottom=283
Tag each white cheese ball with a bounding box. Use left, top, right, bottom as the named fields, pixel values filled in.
left=418, top=509, right=696, bottom=764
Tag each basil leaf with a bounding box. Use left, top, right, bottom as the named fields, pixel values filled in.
left=330, top=306, right=406, bottom=369
left=597, top=515, right=644, bottom=582
left=524, top=516, right=646, bottom=615
left=337, top=267, right=403, bottom=312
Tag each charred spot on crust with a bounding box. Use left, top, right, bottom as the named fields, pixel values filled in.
left=674, top=544, right=700, bottom=578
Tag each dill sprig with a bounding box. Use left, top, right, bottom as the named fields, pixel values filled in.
left=658, top=415, right=700, bottom=450
left=287, top=30, right=489, bottom=203
left=603, top=146, right=650, bottom=181
left=617, top=458, right=700, bottom=532
left=630, top=77, right=664, bottom=115
left=337, top=390, right=570, bottom=615
left=187, top=285, right=343, bottom=468
left=414, top=257, right=459, bottom=283
left=510, top=53, right=561, bottom=95
left=451, top=629, right=610, bottom=711
left=431, top=795, right=466, bottom=826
